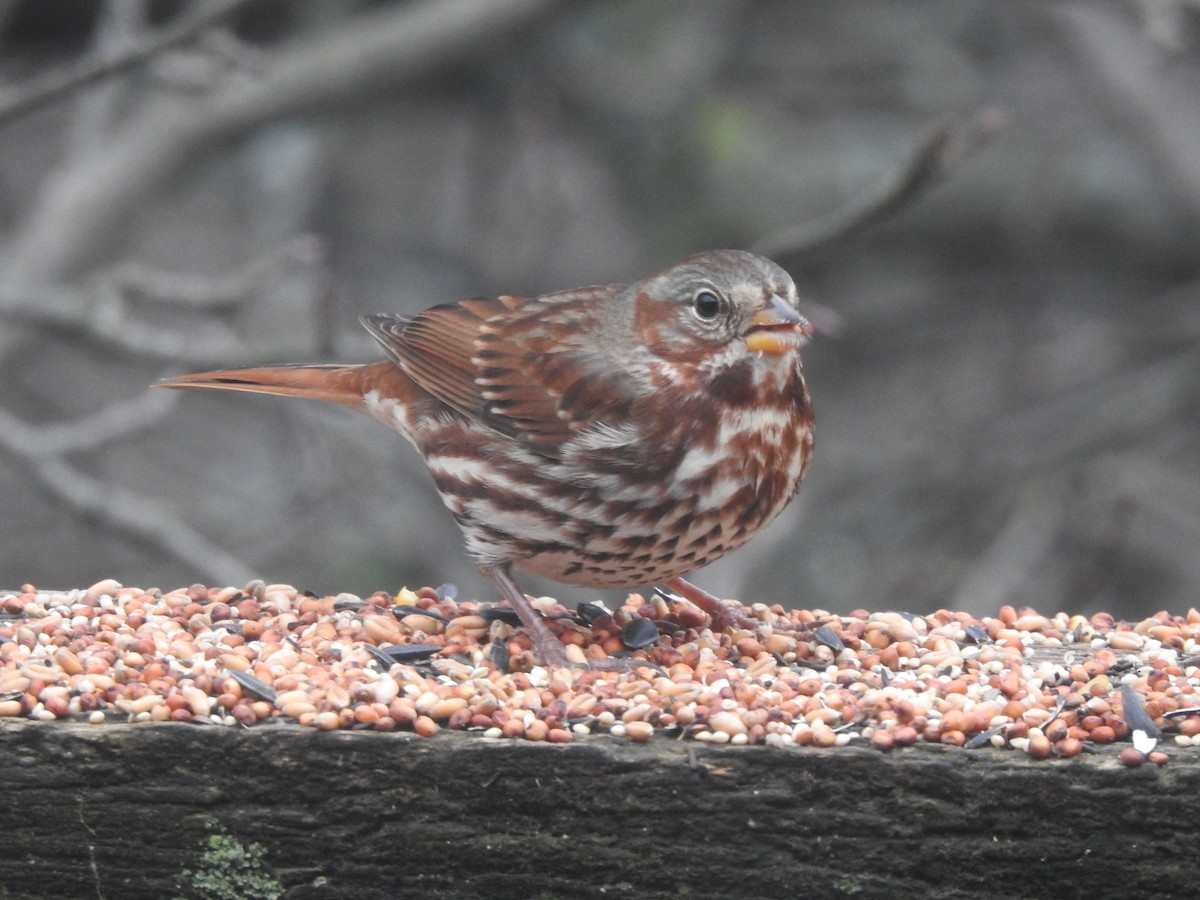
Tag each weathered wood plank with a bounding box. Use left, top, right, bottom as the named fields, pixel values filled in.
left=1, top=721, right=1195, bottom=900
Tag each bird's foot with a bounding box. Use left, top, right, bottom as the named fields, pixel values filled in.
left=660, top=576, right=764, bottom=632
left=660, top=577, right=814, bottom=639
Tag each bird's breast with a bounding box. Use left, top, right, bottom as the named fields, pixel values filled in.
left=360, top=357, right=812, bottom=588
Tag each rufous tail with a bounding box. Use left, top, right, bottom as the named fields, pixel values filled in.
left=157, top=363, right=392, bottom=411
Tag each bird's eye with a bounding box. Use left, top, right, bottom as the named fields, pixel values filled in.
left=692, top=290, right=722, bottom=320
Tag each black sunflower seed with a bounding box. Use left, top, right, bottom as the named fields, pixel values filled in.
left=574, top=602, right=611, bottom=626
left=225, top=669, right=276, bottom=703
left=480, top=607, right=523, bottom=627
left=621, top=617, right=660, bottom=650
left=364, top=643, right=440, bottom=668
left=813, top=625, right=844, bottom=653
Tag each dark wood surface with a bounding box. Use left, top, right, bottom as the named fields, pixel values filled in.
left=1, top=720, right=1196, bottom=900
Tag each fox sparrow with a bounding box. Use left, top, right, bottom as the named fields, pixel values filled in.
left=159, top=250, right=815, bottom=668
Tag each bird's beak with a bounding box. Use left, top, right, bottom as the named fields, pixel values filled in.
left=744, top=294, right=813, bottom=355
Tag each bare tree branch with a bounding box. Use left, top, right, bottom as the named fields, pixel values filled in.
left=0, top=236, right=324, bottom=363
left=1, top=0, right=556, bottom=286
left=20, top=456, right=257, bottom=586
left=983, top=346, right=1200, bottom=469
left=1058, top=3, right=1200, bottom=213
left=0, top=281, right=244, bottom=362
left=1093, top=452, right=1200, bottom=539
left=0, top=394, right=256, bottom=584
left=145, top=24, right=272, bottom=92
left=97, top=234, right=322, bottom=311
left=754, top=106, right=1008, bottom=260
left=0, top=387, right=176, bottom=456
left=0, top=0, right=255, bottom=130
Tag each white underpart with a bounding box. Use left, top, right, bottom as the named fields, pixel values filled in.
left=718, top=404, right=792, bottom=444
left=422, top=444, right=606, bottom=525
left=673, top=441, right=723, bottom=483
left=466, top=498, right=573, bottom=545
left=362, top=356, right=809, bottom=582
left=569, top=420, right=641, bottom=452
left=363, top=390, right=418, bottom=442
left=693, top=475, right=747, bottom=511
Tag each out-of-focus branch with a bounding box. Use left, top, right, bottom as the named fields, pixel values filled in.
left=754, top=106, right=1008, bottom=260
left=145, top=25, right=272, bottom=92
left=22, top=456, right=257, bottom=586
left=1092, top=452, right=1200, bottom=539
left=983, top=346, right=1200, bottom=468
left=0, top=394, right=256, bottom=584
left=0, top=0, right=255, bottom=130
left=0, top=281, right=249, bottom=363
left=1058, top=3, right=1200, bottom=214
left=2, top=0, right=556, bottom=286
left=0, top=237, right=323, bottom=363
left=98, top=234, right=322, bottom=311
left=0, top=241, right=324, bottom=364
left=0, top=387, right=176, bottom=457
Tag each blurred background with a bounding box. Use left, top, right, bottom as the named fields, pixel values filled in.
left=1, top=0, right=1197, bottom=620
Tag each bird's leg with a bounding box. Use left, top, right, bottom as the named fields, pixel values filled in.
left=482, top=565, right=573, bottom=669
left=661, top=577, right=763, bottom=633
left=484, top=566, right=664, bottom=673
left=662, top=578, right=817, bottom=639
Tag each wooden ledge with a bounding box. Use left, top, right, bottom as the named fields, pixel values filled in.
left=1, top=721, right=1195, bottom=899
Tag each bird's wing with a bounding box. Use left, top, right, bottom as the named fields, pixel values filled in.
left=361, top=285, right=638, bottom=458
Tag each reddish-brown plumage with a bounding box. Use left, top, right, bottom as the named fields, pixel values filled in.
left=159, top=250, right=814, bottom=667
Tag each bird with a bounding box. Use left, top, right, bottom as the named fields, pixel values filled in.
left=158, top=249, right=815, bottom=668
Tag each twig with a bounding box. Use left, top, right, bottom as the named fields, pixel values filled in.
left=1057, top=3, right=1200, bottom=214
left=145, top=25, right=272, bottom=93
left=0, top=388, right=176, bottom=457
left=96, top=234, right=322, bottom=311
left=983, top=346, right=1200, bottom=468
left=194, top=27, right=272, bottom=76
left=24, top=455, right=257, bottom=586
left=0, top=398, right=256, bottom=584
left=1091, top=453, right=1200, bottom=539
left=0, top=281, right=255, bottom=364
left=3, top=0, right=556, bottom=285
left=0, top=237, right=324, bottom=363
left=0, top=0, right=255, bottom=130
left=753, top=106, right=1008, bottom=260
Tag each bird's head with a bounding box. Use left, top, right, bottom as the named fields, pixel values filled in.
left=628, top=249, right=811, bottom=381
